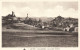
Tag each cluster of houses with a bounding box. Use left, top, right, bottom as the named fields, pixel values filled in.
left=63, top=24, right=78, bottom=32
left=2, top=11, right=78, bottom=32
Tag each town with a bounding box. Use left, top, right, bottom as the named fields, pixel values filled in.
left=2, top=1, right=78, bottom=47
left=2, top=11, right=78, bottom=47
left=2, top=11, right=78, bottom=32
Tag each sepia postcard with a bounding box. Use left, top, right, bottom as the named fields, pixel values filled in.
left=0, top=0, right=79, bottom=50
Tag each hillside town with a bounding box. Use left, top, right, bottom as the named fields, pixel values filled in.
left=2, top=1, right=78, bottom=47
left=2, top=11, right=78, bottom=32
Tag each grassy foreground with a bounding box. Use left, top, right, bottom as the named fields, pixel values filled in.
left=2, top=30, right=78, bottom=47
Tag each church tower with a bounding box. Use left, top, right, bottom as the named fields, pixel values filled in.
left=27, top=13, right=28, bottom=18
left=12, top=11, right=15, bottom=17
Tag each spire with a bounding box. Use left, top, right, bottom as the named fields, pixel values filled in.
left=27, top=13, right=28, bottom=17
left=12, top=11, right=14, bottom=16
left=12, top=11, right=16, bottom=17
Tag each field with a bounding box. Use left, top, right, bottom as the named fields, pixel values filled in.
left=2, top=29, right=78, bottom=47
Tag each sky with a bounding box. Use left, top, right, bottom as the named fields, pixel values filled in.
left=2, top=1, right=78, bottom=18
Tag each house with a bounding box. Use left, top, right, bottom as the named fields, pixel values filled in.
left=64, top=23, right=78, bottom=32
left=74, top=27, right=78, bottom=32
left=64, top=26, right=70, bottom=31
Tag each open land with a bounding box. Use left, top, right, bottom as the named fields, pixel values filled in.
left=2, top=29, right=78, bottom=47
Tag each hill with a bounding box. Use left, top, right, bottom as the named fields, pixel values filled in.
left=2, top=23, right=39, bottom=30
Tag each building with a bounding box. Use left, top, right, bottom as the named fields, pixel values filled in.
left=2, top=11, right=19, bottom=24
left=74, top=27, right=78, bottom=32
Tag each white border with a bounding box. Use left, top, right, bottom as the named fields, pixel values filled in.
left=0, top=0, right=79, bottom=50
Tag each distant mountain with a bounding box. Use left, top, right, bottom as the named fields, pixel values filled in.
left=29, top=17, right=54, bottom=22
